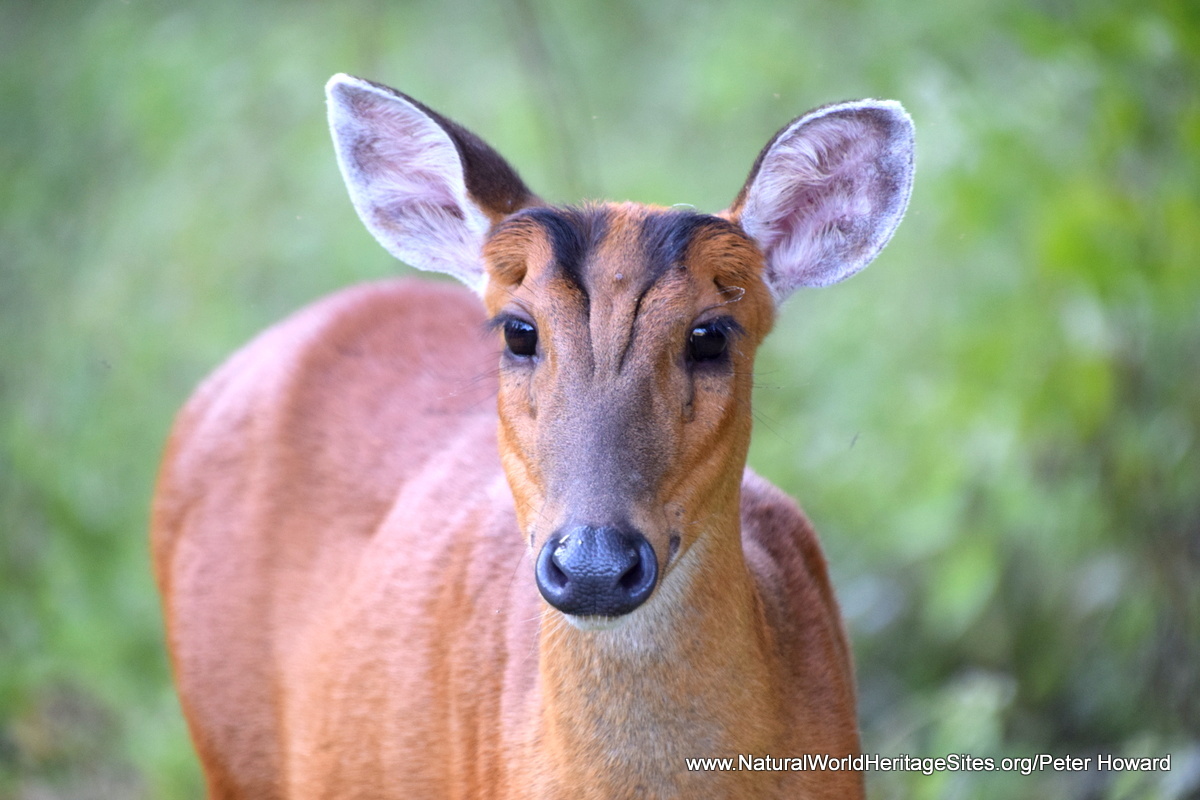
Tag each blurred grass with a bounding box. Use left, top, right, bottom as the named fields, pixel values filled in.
left=1, top=0, right=1197, bottom=797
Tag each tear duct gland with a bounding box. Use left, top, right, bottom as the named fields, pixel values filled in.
left=151, top=74, right=914, bottom=799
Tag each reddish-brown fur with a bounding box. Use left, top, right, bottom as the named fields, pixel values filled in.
left=153, top=212, right=861, bottom=798
left=151, top=75, right=917, bottom=797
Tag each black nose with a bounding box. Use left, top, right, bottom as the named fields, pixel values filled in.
left=535, top=525, right=658, bottom=617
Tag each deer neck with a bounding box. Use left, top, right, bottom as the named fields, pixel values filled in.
left=530, top=507, right=786, bottom=781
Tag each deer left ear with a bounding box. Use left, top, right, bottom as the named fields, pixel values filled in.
left=728, top=100, right=914, bottom=303
left=326, top=74, right=537, bottom=293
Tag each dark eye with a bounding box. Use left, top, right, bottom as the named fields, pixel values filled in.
left=504, top=318, right=538, bottom=357
left=688, top=322, right=729, bottom=363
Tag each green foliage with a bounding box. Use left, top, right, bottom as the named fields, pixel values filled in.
left=1, top=0, right=1196, bottom=797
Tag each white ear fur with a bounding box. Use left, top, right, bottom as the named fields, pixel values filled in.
left=326, top=74, right=492, bottom=293
left=736, top=100, right=915, bottom=303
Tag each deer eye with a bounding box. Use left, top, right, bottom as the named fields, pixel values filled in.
left=688, top=321, right=730, bottom=363
left=503, top=318, right=538, bottom=357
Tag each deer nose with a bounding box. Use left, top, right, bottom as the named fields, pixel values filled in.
left=535, top=525, right=658, bottom=617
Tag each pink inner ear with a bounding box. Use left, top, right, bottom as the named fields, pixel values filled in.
left=328, top=77, right=495, bottom=290
left=343, top=92, right=467, bottom=221
left=739, top=104, right=913, bottom=298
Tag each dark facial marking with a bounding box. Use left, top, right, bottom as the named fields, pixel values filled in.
left=638, top=210, right=746, bottom=290
left=518, top=206, right=610, bottom=301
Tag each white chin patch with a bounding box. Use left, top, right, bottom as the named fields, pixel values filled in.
left=562, top=613, right=630, bottom=632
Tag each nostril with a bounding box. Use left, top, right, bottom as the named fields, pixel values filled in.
left=535, top=536, right=571, bottom=603
left=617, top=556, right=646, bottom=592
left=544, top=547, right=569, bottom=589
left=620, top=535, right=658, bottom=605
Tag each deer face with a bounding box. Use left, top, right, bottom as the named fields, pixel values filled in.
left=326, top=74, right=914, bottom=621
left=483, top=204, right=775, bottom=618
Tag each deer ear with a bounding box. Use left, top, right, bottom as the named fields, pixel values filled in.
left=326, top=74, right=538, bottom=292
left=728, top=100, right=914, bottom=303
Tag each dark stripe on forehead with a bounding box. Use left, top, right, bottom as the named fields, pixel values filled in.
left=639, top=210, right=745, bottom=285
left=518, top=206, right=609, bottom=294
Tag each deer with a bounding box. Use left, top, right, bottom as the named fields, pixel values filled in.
left=151, top=73, right=914, bottom=799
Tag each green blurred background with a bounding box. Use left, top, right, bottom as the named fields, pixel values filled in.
left=2, top=0, right=1197, bottom=797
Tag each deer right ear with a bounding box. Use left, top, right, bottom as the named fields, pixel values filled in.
left=326, top=74, right=537, bottom=293
left=728, top=100, right=915, bottom=304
